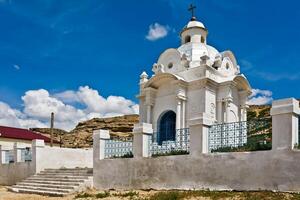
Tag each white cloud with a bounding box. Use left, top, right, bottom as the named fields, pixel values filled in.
left=146, top=23, right=169, bottom=41
left=248, top=89, right=273, bottom=105
left=0, top=86, right=139, bottom=131
left=13, top=64, right=20, bottom=70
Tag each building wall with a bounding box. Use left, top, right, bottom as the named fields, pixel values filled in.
left=0, top=143, right=93, bottom=185
left=0, top=138, right=59, bottom=149
left=94, top=150, right=300, bottom=191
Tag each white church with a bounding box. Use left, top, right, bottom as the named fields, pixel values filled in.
left=137, top=9, right=252, bottom=144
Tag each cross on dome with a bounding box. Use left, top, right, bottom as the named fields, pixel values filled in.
left=188, top=4, right=197, bottom=21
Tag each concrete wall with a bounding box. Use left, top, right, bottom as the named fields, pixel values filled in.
left=34, top=146, right=93, bottom=173
left=94, top=98, right=300, bottom=192
left=0, top=162, right=34, bottom=186
left=0, top=140, right=93, bottom=185
left=94, top=150, right=300, bottom=192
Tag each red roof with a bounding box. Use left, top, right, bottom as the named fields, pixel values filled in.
left=0, top=126, right=60, bottom=144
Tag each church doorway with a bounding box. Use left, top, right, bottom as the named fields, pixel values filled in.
left=157, top=110, right=176, bottom=145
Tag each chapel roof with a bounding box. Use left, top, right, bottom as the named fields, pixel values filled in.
left=184, top=20, right=206, bottom=30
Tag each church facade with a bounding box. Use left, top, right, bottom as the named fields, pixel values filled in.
left=137, top=17, right=251, bottom=143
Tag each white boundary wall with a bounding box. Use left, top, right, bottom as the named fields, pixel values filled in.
left=93, top=98, right=300, bottom=192
left=33, top=142, right=92, bottom=173
left=0, top=140, right=92, bottom=185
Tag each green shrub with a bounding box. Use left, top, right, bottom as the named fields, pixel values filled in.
left=152, top=150, right=189, bottom=157
left=148, top=191, right=180, bottom=200
left=114, top=191, right=139, bottom=197
left=96, top=191, right=110, bottom=198
left=112, top=151, right=134, bottom=159
left=75, top=192, right=93, bottom=199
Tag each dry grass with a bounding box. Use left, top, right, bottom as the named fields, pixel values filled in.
left=1, top=186, right=300, bottom=200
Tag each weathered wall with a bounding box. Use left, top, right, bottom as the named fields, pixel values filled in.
left=34, top=146, right=93, bottom=173
left=94, top=150, right=300, bottom=192
left=0, top=162, right=34, bottom=186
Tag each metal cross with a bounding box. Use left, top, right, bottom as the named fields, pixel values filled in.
left=188, top=4, right=197, bottom=20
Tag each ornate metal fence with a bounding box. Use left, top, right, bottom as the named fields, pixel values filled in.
left=2, top=150, right=14, bottom=164
left=21, top=148, right=32, bottom=162
left=209, top=117, right=272, bottom=152
left=104, top=138, right=133, bottom=159
left=149, top=128, right=190, bottom=156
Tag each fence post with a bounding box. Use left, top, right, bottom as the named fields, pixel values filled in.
left=93, top=129, right=110, bottom=160
left=133, top=123, right=153, bottom=158
left=13, top=142, right=22, bottom=163
left=32, top=139, right=45, bottom=173
left=188, top=113, right=213, bottom=155
left=271, top=98, right=300, bottom=150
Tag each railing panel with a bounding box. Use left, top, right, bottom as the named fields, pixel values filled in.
left=149, top=128, right=190, bottom=157
left=209, top=117, right=272, bottom=152
left=20, top=148, right=32, bottom=162
left=104, top=139, right=133, bottom=159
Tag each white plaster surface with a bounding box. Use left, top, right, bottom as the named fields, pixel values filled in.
left=94, top=150, right=300, bottom=192
left=33, top=146, right=92, bottom=173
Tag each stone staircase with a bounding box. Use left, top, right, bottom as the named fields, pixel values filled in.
left=9, top=168, right=93, bottom=196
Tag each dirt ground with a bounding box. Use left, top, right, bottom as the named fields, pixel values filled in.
left=1, top=186, right=300, bottom=200
left=0, top=186, right=74, bottom=200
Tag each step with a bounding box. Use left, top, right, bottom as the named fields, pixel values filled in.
left=38, top=172, right=91, bottom=176
left=17, top=182, right=76, bottom=190
left=11, top=186, right=73, bottom=193
left=9, top=187, right=68, bottom=197
left=34, top=174, right=90, bottom=179
left=27, top=177, right=86, bottom=182
left=21, top=180, right=81, bottom=186
left=44, top=168, right=92, bottom=173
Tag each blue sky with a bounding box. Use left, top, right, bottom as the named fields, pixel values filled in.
left=0, top=0, right=299, bottom=130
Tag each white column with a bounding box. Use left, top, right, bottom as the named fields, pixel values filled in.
left=146, top=105, right=152, bottom=123
left=13, top=143, right=22, bottom=163
left=0, top=145, right=2, bottom=164
left=176, top=100, right=181, bottom=130
left=240, top=106, right=248, bottom=121
left=133, top=123, right=153, bottom=158
left=188, top=113, right=213, bottom=155
left=182, top=100, right=186, bottom=128
left=32, top=139, right=45, bottom=173
left=217, top=100, right=223, bottom=123
left=93, top=130, right=110, bottom=161
left=271, top=98, right=300, bottom=150
left=225, top=101, right=230, bottom=123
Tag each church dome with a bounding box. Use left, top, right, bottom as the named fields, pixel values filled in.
left=185, top=20, right=206, bottom=30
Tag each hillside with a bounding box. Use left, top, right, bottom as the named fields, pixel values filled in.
left=33, top=106, right=272, bottom=148
left=33, top=115, right=139, bottom=148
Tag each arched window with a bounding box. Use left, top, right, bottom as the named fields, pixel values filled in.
left=184, top=35, right=191, bottom=43
left=201, top=36, right=205, bottom=43
left=226, top=63, right=230, bottom=70
left=157, top=111, right=176, bottom=145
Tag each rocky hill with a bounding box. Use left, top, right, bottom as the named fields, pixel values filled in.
left=33, top=105, right=274, bottom=148
left=33, top=115, right=139, bottom=148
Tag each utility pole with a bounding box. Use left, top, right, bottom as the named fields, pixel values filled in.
left=50, top=112, right=54, bottom=147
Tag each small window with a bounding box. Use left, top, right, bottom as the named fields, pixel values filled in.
left=226, top=63, right=230, bottom=70
left=201, top=36, right=205, bottom=43
left=185, top=35, right=191, bottom=43
left=168, top=63, right=173, bottom=69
